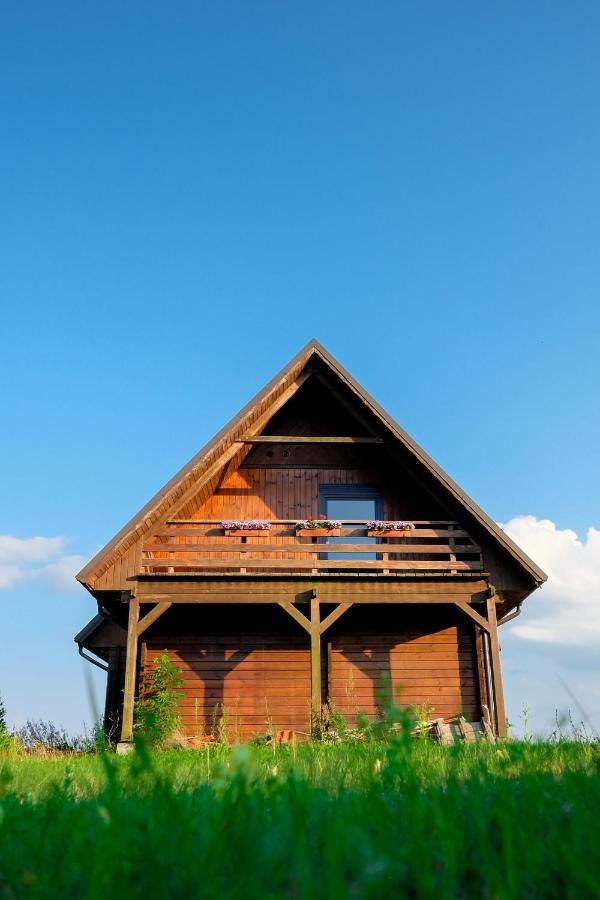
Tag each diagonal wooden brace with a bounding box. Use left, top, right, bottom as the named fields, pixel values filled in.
left=278, top=601, right=311, bottom=633
left=319, top=602, right=353, bottom=635
left=453, top=599, right=490, bottom=633
left=137, top=601, right=173, bottom=637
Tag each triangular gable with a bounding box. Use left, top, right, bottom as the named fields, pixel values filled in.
left=77, top=339, right=546, bottom=590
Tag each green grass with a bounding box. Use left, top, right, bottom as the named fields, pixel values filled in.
left=1, top=740, right=599, bottom=898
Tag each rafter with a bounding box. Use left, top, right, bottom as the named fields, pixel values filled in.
left=238, top=435, right=383, bottom=444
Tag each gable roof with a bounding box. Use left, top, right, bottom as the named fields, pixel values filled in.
left=77, top=339, right=546, bottom=590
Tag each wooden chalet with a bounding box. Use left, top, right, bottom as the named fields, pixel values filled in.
left=75, top=340, right=546, bottom=744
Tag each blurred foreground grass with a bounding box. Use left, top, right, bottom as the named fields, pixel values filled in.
left=1, top=740, right=599, bottom=899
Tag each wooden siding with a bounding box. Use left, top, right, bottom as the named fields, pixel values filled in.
left=188, top=465, right=445, bottom=524
left=142, top=634, right=312, bottom=740
left=137, top=606, right=481, bottom=739
left=138, top=465, right=467, bottom=575
left=326, top=609, right=480, bottom=723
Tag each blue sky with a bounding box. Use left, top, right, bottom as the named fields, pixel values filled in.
left=1, top=3, right=599, bottom=736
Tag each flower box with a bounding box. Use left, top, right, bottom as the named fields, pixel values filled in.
left=221, top=520, right=271, bottom=537
left=365, top=521, right=415, bottom=539
left=296, top=528, right=341, bottom=538
left=225, top=529, right=269, bottom=537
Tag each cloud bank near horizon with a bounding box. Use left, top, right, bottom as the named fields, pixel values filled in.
left=499, top=515, right=600, bottom=646
left=0, top=535, right=85, bottom=592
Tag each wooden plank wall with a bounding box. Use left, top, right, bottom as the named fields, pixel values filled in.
left=137, top=606, right=482, bottom=739
left=326, top=608, right=481, bottom=723
left=188, top=465, right=444, bottom=524
left=143, top=634, right=312, bottom=741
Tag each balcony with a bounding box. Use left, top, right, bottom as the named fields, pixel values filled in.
left=140, top=520, right=483, bottom=577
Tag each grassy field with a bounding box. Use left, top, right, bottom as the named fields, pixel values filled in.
left=1, top=739, right=599, bottom=899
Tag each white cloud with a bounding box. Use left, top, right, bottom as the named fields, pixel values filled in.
left=499, top=516, right=600, bottom=645
left=483, top=516, right=600, bottom=736
left=0, top=535, right=85, bottom=592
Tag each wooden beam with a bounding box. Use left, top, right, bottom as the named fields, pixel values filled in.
left=137, top=601, right=172, bottom=637
left=453, top=599, right=490, bottom=633
left=135, top=578, right=487, bottom=593
left=136, top=592, right=490, bottom=605
left=319, top=602, right=353, bottom=635
left=144, top=542, right=476, bottom=555
left=277, top=601, right=311, bottom=633
left=237, top=436, right=384, bottom=444
left=140, top=558, right=482, bottom=572
left=134, top=577, right=489, bottom=600
left=120, top=595, right=140, bottom=743
left=310, top=597, right=321, bottom=733
left=486, top=595, right=507, bottom=737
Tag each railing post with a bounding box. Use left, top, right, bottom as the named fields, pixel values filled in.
left=448, top=523, right=457, bottom=575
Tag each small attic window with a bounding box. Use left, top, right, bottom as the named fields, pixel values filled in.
left=319, top=484, right=383, bottom=560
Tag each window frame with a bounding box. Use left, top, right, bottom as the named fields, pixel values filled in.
left=318, top=484, right=384, bottom=561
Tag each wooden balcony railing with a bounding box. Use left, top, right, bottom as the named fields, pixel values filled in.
left=140, top=520, right=483, bottom=576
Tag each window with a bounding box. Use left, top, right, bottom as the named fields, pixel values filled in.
left=319, top=484, right=383, bottom=560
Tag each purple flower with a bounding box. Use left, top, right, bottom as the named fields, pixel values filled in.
left=221, top=520, right=271, bottom=530
left=366, top=521, right=415, bottom=531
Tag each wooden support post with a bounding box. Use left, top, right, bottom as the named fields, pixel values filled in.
left=486, top=594, right=507, bottom=738
left=278, top=597, right=353, bottom=737
left=120, top=594, right=140, bottom=744
left=310, top=597, right=321, bottom=734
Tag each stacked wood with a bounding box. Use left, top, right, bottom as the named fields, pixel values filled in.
left=426, top=706, right=496, bottom=744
